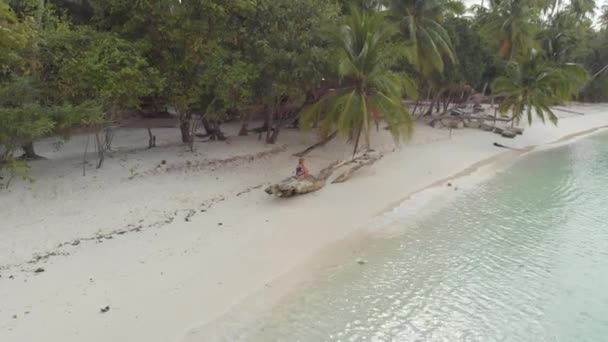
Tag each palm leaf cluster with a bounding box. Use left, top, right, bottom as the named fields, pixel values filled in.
left=492, top=52, right=588, bottom=125
left=301, top=7, right=417, bottom=153
left=388, top=0, right=461, bottom=76
left=478, top=0, right=540, bottom=60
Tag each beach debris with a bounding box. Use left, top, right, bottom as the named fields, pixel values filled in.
left=357, top=259, right=367, bottom=265
left=442, top=118, right=464, bottom=129
left=218, top=222, right=223, bottom=226
left=12, top=315, right=17, bottom=319
left=265, top=150, right=382, bottom=197
left=501, top=129, right=517, bottom=138
left=447, top=182, right=452, bottom=187
left=100, top=306, right=110, bottom=313
left=71, top=240, right=80, bottom=246
left=9, top=275, right=14, bottom=279
left=506, top=127, right=525, bottom=135
left=34, top=267, right=45, bottom=274
left=480, top=123, right=495, bottom=131
left=332, top=150, right=383, bottom=184
left=265, top=160, right=341, bottom=198
left=464, top=120, right=481, bottom=129
left=161, top=160, right=167, bottom=165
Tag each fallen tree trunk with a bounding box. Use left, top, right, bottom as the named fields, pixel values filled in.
left=265, top=150, right=382, bottom=198
left=265, top=161, right=339, bottom=198
left=332, top=150, right=382, bottom=184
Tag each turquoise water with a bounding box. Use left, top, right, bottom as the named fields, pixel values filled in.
left=249, top=133, right=608, bottom=341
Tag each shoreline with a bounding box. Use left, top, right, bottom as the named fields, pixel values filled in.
left=1, top=104, right=608, bottom=342
left=184, top=120, right=608, bottom=342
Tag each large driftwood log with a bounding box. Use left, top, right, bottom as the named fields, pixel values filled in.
left=265, top=150, right=382, bottom=198
left=265, top=161, right=339, bottom=198
left=331, top=150, right=382, bottom=184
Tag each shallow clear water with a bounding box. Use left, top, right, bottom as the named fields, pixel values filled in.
left=249, top=134, right=608, bottom=342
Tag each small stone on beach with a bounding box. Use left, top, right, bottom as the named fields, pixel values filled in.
left=72, top=240, right=80, bottom=246
left=34, top=268, right=45, bottom=273
left=100, top=306, right=110, bottom=313
left=357, top=259, right=367, bottom=265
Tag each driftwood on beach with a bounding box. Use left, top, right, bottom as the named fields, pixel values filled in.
left=265, top=150, right=382, bottom=198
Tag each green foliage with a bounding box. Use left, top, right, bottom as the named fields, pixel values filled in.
left=492, top=52, right=588, bottom=125
left=39, top=24, right=157, bottom=114
left=251, top=0, right=339, bottom=101
left=388, top=0, right=459, bottom=76
left=0, top=1, right=30, bottom=71
left=302, top=7, right=416, bottom=152
left=444, top=16, right=493, bottom=90
left=602, top=5, right=608, bottom=30
left=477, top=0, right=541, bottom=60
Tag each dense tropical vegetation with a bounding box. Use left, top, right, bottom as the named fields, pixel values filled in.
left=1, top=0, right=607, bottom=177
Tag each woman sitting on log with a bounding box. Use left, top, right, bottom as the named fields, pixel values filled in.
left=296, top=158, right=310, bottom=179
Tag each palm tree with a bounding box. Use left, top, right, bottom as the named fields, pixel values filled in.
left=478, top=0, right=540, bottom=60
left=492, top=51, right=588, bottom=125
left=301, top=7, right=417, bottom=154
left=387, top=0, right=462, bottom=76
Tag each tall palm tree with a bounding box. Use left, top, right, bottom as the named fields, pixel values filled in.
left=478, top=0, right=540, bottom=60
left=301, top=7, right=417, bottom=154
left=492, top=51, right=588, bottom=125
left=387, top=0, right=462, bottom=76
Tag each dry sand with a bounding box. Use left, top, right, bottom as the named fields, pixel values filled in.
left=1, top=103, right=607, bottom=342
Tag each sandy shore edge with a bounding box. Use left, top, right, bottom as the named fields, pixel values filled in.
left=1, top=104, right=608, bottom=342
left=180, top=112, right=608, bottom=341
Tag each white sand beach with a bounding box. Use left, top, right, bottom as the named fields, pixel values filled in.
left=1, top=103, right=608, bottom=342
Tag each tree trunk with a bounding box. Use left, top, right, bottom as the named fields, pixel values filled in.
left=352, top=122, right=363, bottom=156
left=239, top=120, right=250, bottom=136
left=103, top=122, right=114, bottom=151
left=265, top=107, right=274, bottom=143
left=412, top=100, right=420, bottom=116
left=267, top=124, right=280, bottom=144
left=147, top=128, right=156, bottom=148
left=95, top=132, right=105, bottom=169
left=21, top=142, right=39, bottom=159
left=201, top=117, right=213, bottom=135
left=180, top=120, right=191, bottom=143
left=211, top=121, right=226, bottom=141
left=83, top=134, right=90, bottom=176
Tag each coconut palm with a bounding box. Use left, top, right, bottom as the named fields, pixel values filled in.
left=492, top=51, right=588, bottom=125
left=478, top=0, right=540, bottom=60
left=301, top=7, right=417, bottom=154
left=387, top=0, right=462, bottom=76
